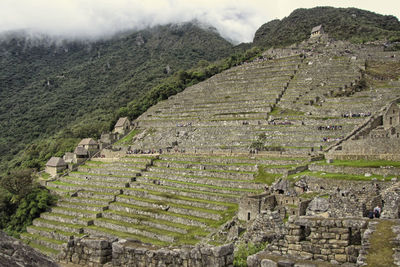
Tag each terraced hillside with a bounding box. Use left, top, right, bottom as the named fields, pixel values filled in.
left=23, top=38, right=400, bottom=259
left=131, top=38, right=400, bottom=154
left=23, top=154, right=310, bottom=255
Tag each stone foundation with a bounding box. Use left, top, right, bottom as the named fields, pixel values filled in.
left=58, top=237, right=234, bottom=267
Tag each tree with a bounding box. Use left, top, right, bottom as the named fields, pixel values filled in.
left=0, top=169, right=34, bottom=203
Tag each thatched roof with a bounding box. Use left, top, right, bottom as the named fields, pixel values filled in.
left=311, top=25, right=323, bottom=34
left=74, top=146, right=88, bottom=156
left=78, top=138, right=97, bottom=146
left=46, top=157, right=67, bottom=167
left=115, top=117, right=130, bottom=128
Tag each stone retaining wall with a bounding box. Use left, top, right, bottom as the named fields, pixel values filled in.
left=309, top=163, right=400, bottom=176
left=266, top=216, right=368, bottom=264
left=58, top=237, right=234, bottom=267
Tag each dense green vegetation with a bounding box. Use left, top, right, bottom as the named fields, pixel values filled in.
left=0, top=169, right=56, bottom=237
left=0, top=23, right=237, bottom=172
left=254, top=7, right=400, bottom=48
left=234, top=242, right=267, bottom=267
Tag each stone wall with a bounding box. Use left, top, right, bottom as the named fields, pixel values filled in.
left=58, top=237, right=234, bottom=267
left=266, top=216, right=368, bottom=264
left=309, top=163, right=400, bottom=176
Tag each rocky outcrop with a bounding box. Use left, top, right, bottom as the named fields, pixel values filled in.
left=0, top=231, right=58, bottom=267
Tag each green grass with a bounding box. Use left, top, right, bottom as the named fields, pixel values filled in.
left=21, top=232, right=65, bottom=245
left=254, top=166, right=282, bottom=185
left=322, top=159, right=400, bottom=168
left=288, top=170, right=394, bottom=181
left=366, top=220, right=397, bottom=267
left=114, top=129, right=141, bottom=145
left=269, top=107, right=304, bottom=116
left=28, top=225, right=85, bottom=238
left=299, top=192, right=320, bottom=199
left=24, top=240, right=60, bottom=256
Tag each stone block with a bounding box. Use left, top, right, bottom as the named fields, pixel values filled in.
left=288, top=244, right=302, bottom=251
left=277, top=259, right=295, bottom=267
left=322, top=232, right=336, bottom=239
left=314, top=254, right=328, bottom=261
left=286, top=235, right=301, bottom=242
left=299, top=251, right=313, bottom=260
left=261, top=258, right=278, bottom=267
left=335, top=254, right=347, bottom=262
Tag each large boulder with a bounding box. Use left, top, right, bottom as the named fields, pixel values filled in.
left=306, top=197, right=329, bottom=216
left=0, top=231, right=58, bottom=267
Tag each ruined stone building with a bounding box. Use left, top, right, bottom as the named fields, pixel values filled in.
left=310, top=25, right=324, bottom=37
left=45, top=157, right=67, bottom=177
left=114, top=117, right=131, bottom=135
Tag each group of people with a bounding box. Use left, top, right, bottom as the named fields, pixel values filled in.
left=317, top=125, right=343, bottom=131
left=341, top=112, right=371, bottom=118
left=368, top=205, right=382, bottom=219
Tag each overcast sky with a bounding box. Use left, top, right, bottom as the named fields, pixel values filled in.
left=0, top=0, right=399, bottom=43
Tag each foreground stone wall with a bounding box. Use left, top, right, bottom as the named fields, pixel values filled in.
left=266, top=216, right=368, bottom=264
left=58, top=237, right=234, bottom=267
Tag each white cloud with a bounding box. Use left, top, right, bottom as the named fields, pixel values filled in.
left=0, top=0, right=399, bottom=43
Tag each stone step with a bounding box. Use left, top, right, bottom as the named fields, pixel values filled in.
left=124, top=184, right=238, bottom=204
left=152, top=160, right=257, bottom=172
left=93, top=156, right=155, bottom=164
left=47, top=181, right=123, bottom=195
left=26, top=225, right=83, bottom=242
left=23, top=239, right=60, bottom=258
left=76, top=190, right=117, bottom=200
left=67, top=173, right=135, bottom=184
left=57, top=176, right=129, bottom=190
left=93, top=218, right=175, bottom=243
left=158, top=154, right=307, bottom=165
left=130, top=177, right=244, bottom=197
left=108, top=202, right=209, bottom=228
left=147, top=166, right=254, bottom=180
left=21, top=232, right=64, bottom=252
left=56, top=201, right=108, bottom=212
left=78, top=167, right=142, bottom=176
left=136, top=174, right=258, bottom=195
left=116, top=195, right=222, bottom=220
left=51, top=206, right=101, bottom=218
left=141, top=171, right=261, bottom=190
left=83, top=226, right=169, bottom=246
left=120, top=187, right=228, bottom=211
left=32, top=218, right=84, bottom=234
left=101, top=210, right=188, bottom=234
left=65, top=196, right=111, bottom=206
left=40, top=212, right=94, bottom=226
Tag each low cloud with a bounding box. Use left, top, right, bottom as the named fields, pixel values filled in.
left=0, top=0, right=398, bottom=43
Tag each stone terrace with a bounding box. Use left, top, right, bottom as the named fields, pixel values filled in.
left=131, top=41, right=399, bottom=154
left=22, top=153, right=308, bottom=256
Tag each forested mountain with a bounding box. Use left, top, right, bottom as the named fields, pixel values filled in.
left=0, top=23, right=235, bottom=171
left=254, top=7, right=400, bottom=47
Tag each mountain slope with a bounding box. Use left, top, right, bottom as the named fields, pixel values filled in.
left=0, top=23, right=234, bottom=171
left=254, top=7, right=400, bottom=47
